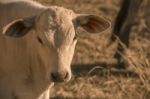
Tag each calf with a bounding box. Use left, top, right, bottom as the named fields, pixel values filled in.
left=0, top=0, right=110, bottom=99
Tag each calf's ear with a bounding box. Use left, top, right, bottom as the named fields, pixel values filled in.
left=74, top=14, right=111, bottom=33
left=2, top=16, right=35, bottom=37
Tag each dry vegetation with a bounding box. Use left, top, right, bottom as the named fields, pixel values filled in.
left=35, top=0, right=150, bottom=98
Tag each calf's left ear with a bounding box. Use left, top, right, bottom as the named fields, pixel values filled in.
left=74, top=14, right=111, bottom=33
left=2, top=16, right=35, bottom=37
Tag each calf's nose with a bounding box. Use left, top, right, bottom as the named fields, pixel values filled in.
left=51, top=71, right=69, bottom=82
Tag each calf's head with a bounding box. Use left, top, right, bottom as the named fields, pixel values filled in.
left=2, top=7, right=110, bottom=82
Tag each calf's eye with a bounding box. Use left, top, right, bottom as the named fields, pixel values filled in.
left=37, top=37, right=44, bottom=44
left=73, top=34, right=78, bottom=40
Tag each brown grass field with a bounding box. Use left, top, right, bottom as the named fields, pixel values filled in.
left=35, top=0, right=150, bottom=98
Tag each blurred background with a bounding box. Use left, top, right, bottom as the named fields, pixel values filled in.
left=34, top=0, right=150, bottom=98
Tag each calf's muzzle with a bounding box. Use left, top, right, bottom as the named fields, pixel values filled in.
left=51, top=70, right=69, bottom=82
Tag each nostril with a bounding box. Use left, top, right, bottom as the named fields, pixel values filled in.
left=51, top=73, right=57, bottom=81
left=64, top=72, right=68, bottom=79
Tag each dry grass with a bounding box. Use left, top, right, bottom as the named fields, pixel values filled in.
left=34, top=0, right=150, bottom=98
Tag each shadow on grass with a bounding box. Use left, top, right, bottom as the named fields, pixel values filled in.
left=50, top=96, right=72, bottom=99
left=51, top=97, right=88, bottom=99
left=71, top=62, right=139, bottom=78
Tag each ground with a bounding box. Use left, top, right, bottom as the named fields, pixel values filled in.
left=35, top=0, right=150, bottom=98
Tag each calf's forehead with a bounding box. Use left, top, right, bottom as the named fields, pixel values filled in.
left=52, top=8, right=76, bottom=48
left=37, top=7, right=76, bottom=34
left=52, top=6, right=76, bottom=20
left=37, top=7, right=76, bottom=48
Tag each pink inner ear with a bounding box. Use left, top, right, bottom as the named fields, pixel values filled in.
left=3, top=20, right=31, bottom=37
left=81, top=16, right=110, bottom=33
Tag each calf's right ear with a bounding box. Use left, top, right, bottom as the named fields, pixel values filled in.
left=2, top=16, right=35, bottom=37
